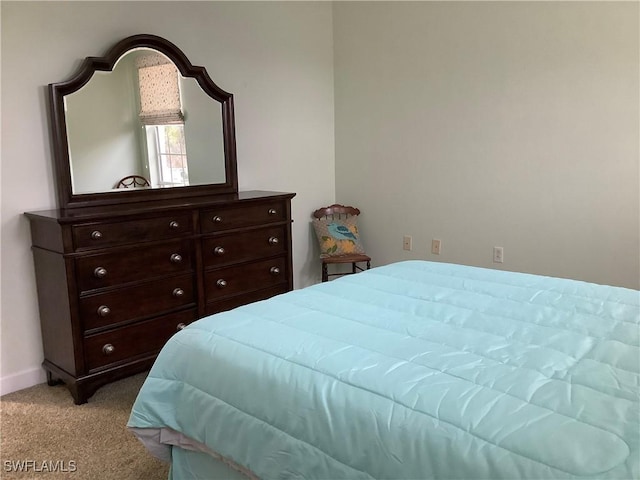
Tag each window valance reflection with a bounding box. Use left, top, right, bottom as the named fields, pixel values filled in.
left=137, top=53, right=184, bottom=125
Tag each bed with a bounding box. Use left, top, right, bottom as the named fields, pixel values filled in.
left=128, top=260, right=639, bottom=479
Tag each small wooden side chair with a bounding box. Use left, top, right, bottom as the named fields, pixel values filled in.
left=312, top=204, right=371, bottom=282
left=114, top=175, right=150, bottom=189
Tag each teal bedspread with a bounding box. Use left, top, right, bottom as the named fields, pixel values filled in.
left=128, top=261, right=639, bottom=479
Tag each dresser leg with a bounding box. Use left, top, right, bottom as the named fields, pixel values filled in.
left=46, top=370, right=63, bottom=387
left=67, top=383, right=88, bottom=405
left=45, top=369, right=87, bottom=404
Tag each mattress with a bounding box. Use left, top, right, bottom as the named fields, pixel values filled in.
left=128, top=260, right=639, bottom=479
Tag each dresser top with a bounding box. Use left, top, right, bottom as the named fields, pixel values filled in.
left=25, top=190, right=296, bottom=223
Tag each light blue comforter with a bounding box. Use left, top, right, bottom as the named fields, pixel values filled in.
left=129, top=261, right=639, bottom=479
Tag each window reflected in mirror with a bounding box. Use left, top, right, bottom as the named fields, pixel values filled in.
left=146, top=124, right=189, bottom=187
left=138, top=53, right=189, bottom=188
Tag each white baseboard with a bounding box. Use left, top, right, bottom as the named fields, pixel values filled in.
left=0, top=367, right=47, bottom=396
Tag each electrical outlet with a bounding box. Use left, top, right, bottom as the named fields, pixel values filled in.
left=431, top=239, right=441, bottom=255
left=493, top=246, right=504, bottom=263
left=403, top=235, right=412, bottom=251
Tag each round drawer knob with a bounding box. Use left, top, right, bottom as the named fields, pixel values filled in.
left=268, top=236, right=279, bottom=245
left=213, top=246, right=226, bottom=256
left=176, top=323, right=187, bottom=331
left=270, top=266, right=281, bottom=275
left=169, top=221, right=180, bottom=229
left=91, top=230, right=103, bottom=240
left=212, top=215, right=223, bottom=223
left=172, top=288, right=184, bottom=298
left=216, top=279, right=227, bottom=288
left=102, top=344, right=115, bottom=355
left=93, top=267, right=107, bottom=279
left=97, top=305, right=111, bottom=317
left=268, top=208, right=277, bottom=215
left=170, top=253, right=183, bottom=264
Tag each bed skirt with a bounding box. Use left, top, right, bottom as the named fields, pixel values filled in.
left=130, top=427, right=256, bottom=479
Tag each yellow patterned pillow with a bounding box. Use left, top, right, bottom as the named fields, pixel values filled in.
left=312, top=216, right=365, bottom=257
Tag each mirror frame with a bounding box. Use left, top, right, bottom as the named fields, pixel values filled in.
left=49, top=34, right=238, bottom=209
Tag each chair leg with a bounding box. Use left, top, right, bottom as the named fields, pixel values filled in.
left=352, top=263, right=357, bottom=274
left=322, top=263, right=328, bottom=282
left=366, top=260, right=371, bottom=270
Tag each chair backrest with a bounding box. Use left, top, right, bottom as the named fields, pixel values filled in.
left=115, top=175, right=151, bottom=189
left=312, top=204, right=361, bottom=220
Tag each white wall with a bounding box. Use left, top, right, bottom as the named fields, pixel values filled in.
left=66, top=53, right=141, bottom=193
left=0, top=1, right=335, bottom=393
left=334, top=1, right=639, bottom=289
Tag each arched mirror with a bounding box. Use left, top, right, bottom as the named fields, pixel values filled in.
left=49, top=34, right=238, bottom=209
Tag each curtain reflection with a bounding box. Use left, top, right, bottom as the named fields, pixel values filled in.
left=137, top=54, right=184, bottom=125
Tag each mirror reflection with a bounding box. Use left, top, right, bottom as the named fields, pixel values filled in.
left=64, top=48, right=225, bottom=195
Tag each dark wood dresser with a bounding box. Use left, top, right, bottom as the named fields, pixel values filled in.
left=25, top=191, right=295, bottom=404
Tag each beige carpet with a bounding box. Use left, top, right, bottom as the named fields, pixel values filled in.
left=0, top=372, right=169, bottom=479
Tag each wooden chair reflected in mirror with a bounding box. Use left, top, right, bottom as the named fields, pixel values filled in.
left=115, top=175, right=151, bottom=189
left=312, top=204, right=371, bottom=282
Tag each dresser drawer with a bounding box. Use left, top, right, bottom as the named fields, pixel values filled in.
left=205, top=257, right=287, bottom=301
left=202, top=226, right=287, bottom=268
left=80, top=273, right=195, bottom=332
left=73, top=213, right=192, bottom=250
left=76, top=239, right=192, bottom=292
left=200, top=200, right=287, bottom=233
left=84, top=309, right=196, bottom=371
